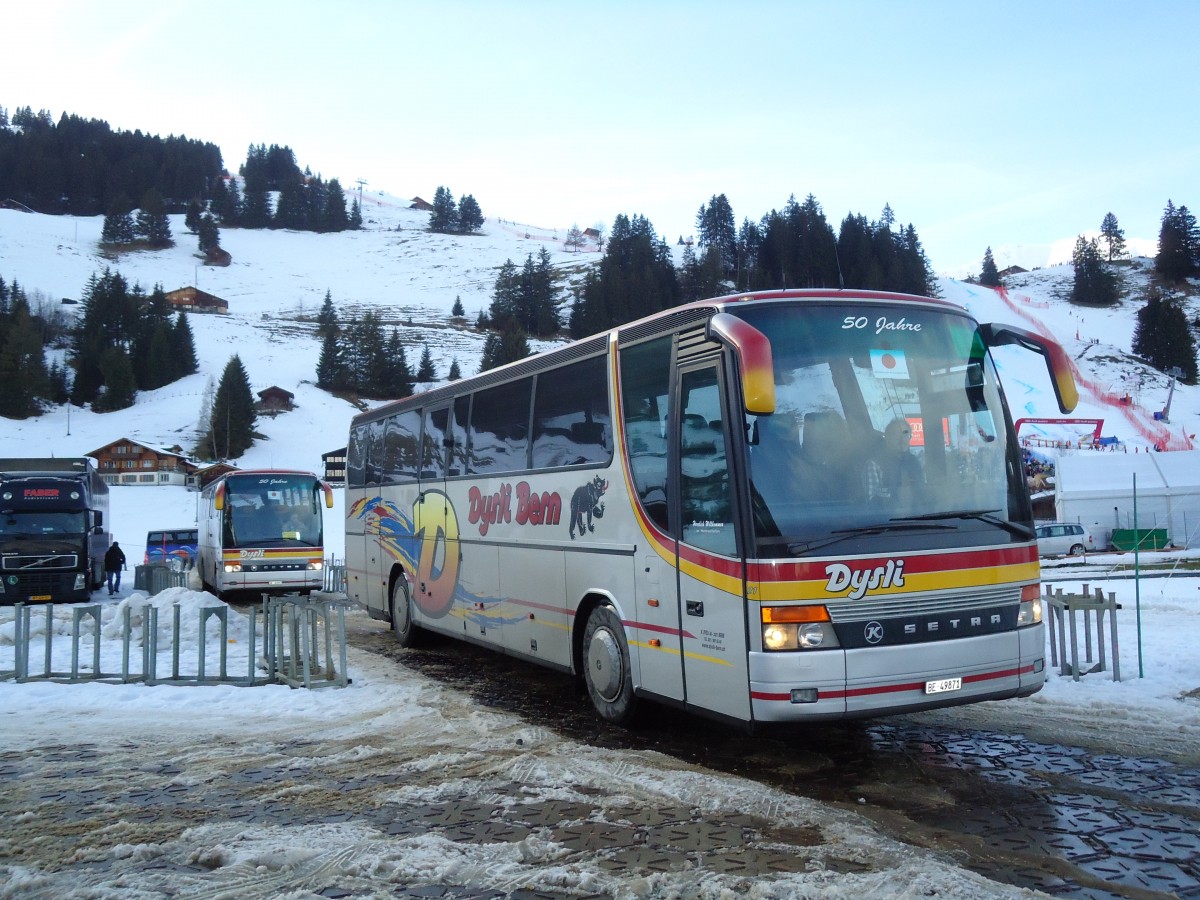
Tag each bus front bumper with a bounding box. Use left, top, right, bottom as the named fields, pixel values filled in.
left=749, top=626, right=1046, bottom=721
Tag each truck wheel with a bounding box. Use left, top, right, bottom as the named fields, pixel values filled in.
left=391, top=577, right=421, bottom=647
left=582, top=605, right=637, bottom=724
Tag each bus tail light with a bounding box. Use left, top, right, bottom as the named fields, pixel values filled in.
left=1018, top=583, right=1043, bottom=626
left=761, top=605, right=839, bottom=651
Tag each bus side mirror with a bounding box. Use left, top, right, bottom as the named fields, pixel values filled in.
left=979, top=323, right=1079, bottom=414
left=214, top=483, right=226, bottom=511
left=321, top=482, right=334, bottom=509
left=707, top=313, right=776, bottom=415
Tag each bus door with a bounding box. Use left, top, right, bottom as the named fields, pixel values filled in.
left=675, top=362, right=752, bottom=721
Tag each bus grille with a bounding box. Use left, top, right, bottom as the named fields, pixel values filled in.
left=824, top=584, right=1021, bottom=622
left=241, top=563, right=308, bottom=573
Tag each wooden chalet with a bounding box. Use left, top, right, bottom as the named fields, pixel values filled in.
left=257, top=386, right=295, bottom=414
left=409, top=196, right=434, bottom=212
left=87, top=438, right=199, bottom=487
left=193, top=462, right=239, bottom=490
left=164, top=286, right=229, bottom=314
left=323, top=447, right=347, bottom=485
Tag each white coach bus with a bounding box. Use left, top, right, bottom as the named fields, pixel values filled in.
left=198, top=469, right=334, bottom=599
left=345, top=289, right=1078, bottom=726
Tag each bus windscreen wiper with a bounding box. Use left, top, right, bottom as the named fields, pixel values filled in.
left=779, top=520, right=954, bottom=555
left=890, top=509, right=1034, bottom=539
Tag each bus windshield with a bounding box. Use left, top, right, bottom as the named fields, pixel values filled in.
left=737, top=302, right=1030, bottom=557
left=223, top=474, right=323, bottom=548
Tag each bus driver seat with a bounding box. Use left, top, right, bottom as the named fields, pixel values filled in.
left=799, top=410, right=858, bottom=500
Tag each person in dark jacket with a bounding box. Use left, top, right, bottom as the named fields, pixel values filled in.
left=104, top=540, right=126, bottom=596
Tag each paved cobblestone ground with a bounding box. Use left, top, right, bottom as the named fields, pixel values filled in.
left=2, top=612, right=1197, bottom=899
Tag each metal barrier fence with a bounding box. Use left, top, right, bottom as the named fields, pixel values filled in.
left=323, top=562, right=346, bottom=594
left=134, top=564, right=191, bottom=594
left=1, top=593, right=351, bottom=689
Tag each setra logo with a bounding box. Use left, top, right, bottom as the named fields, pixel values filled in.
left=824, top=560, right=906, bottom=600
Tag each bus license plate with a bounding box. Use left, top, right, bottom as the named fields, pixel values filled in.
left=925, top=677, right=962, bottom=695
left=31, top=594, right=52, bottom=602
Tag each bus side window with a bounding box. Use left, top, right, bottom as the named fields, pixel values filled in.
left=680, top=367, right=736, bottom=556
left=422, top=407, right=448, bottom=480
left=384, top=409, right=422, bottom=483
left=619, top=337, right=672, bottom=533
left=365, top=418, right=386, bottom=485
left=470, top=379, right=532, bottom=475
left=531, top=356, right=612, bottom=469
left=347, top=425, right=367, bottom=487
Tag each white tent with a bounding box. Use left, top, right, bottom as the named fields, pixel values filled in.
left=1053, top=450, right=1200, bottom=549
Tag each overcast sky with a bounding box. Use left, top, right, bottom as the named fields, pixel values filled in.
left=5, top=0, right=1197, bottom=276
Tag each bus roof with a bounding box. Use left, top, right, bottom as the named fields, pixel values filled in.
left=350, top=288, right=970, bottom=427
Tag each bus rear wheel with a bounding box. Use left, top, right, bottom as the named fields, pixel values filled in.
left=391, top=577, right=421, bottom=647
left=582, top=605, right=636, bottom=724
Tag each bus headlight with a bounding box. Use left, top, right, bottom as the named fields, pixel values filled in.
left=308, top=560, right=323, bottom=571
left=224, top=563, right=242, bottom=573
left=763, top=622, right=798, bottom=651
left=761, top=605, right=839, bottom=651
left=1018, top=584, right=1043, bottom=626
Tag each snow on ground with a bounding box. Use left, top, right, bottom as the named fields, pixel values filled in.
left=2, top=199, right=1200, bottom=895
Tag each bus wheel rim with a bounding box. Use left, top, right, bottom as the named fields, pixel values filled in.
left=587, top=627, right=622, bottom=701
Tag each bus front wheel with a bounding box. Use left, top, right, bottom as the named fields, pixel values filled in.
left=582, top=605, right=637, bottom=724
left=391, top=577, right=421, bottom=647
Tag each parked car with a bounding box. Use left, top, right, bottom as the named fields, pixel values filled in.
left=1035, top=522, right=1095, bottom=557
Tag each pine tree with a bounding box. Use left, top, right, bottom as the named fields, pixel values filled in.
left=457, top=194, right=483, bottom=233
left=696, top=194, right=738, bottom=281
left=479, top=319, right=530, bottom=372
left=380, top=327, right=413, bottom=398
left=1099, top=212, right=1127, bottom=261
left=1070, top=236, right=1119, bottom=306
left=1131, top=287, right=1199, bottom=382
left=489, top=259, right=522, bottom=327
left=207, top=354, right=257, bottom=459
left=185, top=199, right=203, bottom=234
left=197, top=213, right=220, bottom=254
left=1154, top=200, right=1199, bottom=283
left=429, top=186, right=458, bottom=233
left=134, top=188, right=173, bottom=248
left=92, top=347, right=137, bottom=412
left=171, top=312, right=198, bottom=379
left=322, top=178, right=349, bottom=233
left=451, top=296, right=465, bottom=318
left=101, top=196, right=136, bottom=244
left=448, top=358, right=462, bottom=381
left=214, top=176, right=241, bottom=224
left=0, top=293, right=49, bottom=418
left=979, top=247, right=1001, bottom=287
left=569, top=213, right=680, bottom=337
left=564, top=224, right=585, bottom=252
left=316, top=329, right=343, bottom=389
left=349, top=197, right=363, bottom=230
left=316, top=290, right=339, bottom=339
left=240, top=184, right=272, bottom=229
left=416, top=344, right=437, bottom=382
